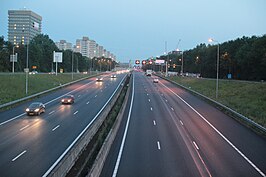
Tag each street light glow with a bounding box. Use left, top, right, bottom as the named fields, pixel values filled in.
left=208, top=38, right=214, bottom=43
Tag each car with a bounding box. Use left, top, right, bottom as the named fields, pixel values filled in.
left=61, top=95, right=75, bottom=104
left=111, top=74, right=117, bottom=78
left=29, top=71, right=38, bottom=75
left=153, top=78, right=159, bottom=83
left=26, top=102, right=45, bottom=116
left=96, top=77, right=103, bottom=81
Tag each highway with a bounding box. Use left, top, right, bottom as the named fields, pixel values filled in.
left=101, top=72, right=266, bottom=177
left=0, top=72, right=127, bottom=177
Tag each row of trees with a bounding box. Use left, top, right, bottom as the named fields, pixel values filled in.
left=0, top=34, right=116, bottom=73
left=142, top=35, right=266, bottom=81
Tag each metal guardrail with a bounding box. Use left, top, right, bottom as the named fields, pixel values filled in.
left=0, top=74, right=98, bottom=109
left=157, top=74, right=266, bottom=134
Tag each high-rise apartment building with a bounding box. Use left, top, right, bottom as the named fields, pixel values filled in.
left=98, top=45, right=104, bottom=57
left=76, top=37, right=90, bottom=57
left=75, top=36, right=117, bottom=60
left=55, top=40, right=72, bottom=51
left=8, top=9, right=42, bottom=45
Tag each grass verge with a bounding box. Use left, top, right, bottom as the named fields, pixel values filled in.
left=168, top=76, right=266, bottom=128
left=0, top=73, right=96, bottom=105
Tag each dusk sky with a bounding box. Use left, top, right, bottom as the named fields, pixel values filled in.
left=1, top=0, right=266, bottom=62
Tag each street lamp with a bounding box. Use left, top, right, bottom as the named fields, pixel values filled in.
left=23, top=29, right=29, bottom=95
left=72, top=50, right=74, bottom=80
left=76, top=46, right=80, bottom=73
left=208, top=38, right=220, bottom=99
left=12, top=45, right=19, bottom=73
left=176, top=48, right=184, bottom=75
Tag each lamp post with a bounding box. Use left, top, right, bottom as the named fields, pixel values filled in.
left=76, top=46, right=80, bottom=73
left=208, top=38, right=220, bottom=99
left=176, top=48, right=184, bottom=75
left=12, top=45, right=19, bottom=73
left=181, top=51, right=184, bottom=75
left=24, top=29, right=29, bottom=95
left=72, top=50, right=74, bottom=80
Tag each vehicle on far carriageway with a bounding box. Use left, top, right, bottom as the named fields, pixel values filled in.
left=96, top=77, right=103, bottom=82
left=146, top=69, right=152, bottom=76
left=153, top=78, right=159, bottom=83
left=111, top=74, right=117, bottom=78
left=61, top=95, right=75, bottom=104
left=26, top=102, right=45, bottom=116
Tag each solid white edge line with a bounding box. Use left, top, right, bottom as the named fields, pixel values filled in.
left=12, top=150, right=27, bottom=162
left=0, top=113, right=25, bottom=126
left=112, top=74, right=134, bottom=177
left=42, top=74, right=127, bottom=177
left=157, top=141, right=161, bottom=150
left=160, top=82, right=266, bottom=177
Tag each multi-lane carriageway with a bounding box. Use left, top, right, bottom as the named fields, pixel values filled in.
left=0, top=72, right=127, bottom=177
left=101, top=72, right=266, bottom=177
left=0, top=71, right=265, bottom=177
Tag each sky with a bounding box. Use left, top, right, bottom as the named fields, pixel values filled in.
left=1, top=0, right=266, bottom=62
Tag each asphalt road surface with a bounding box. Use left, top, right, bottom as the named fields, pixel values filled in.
left=0, top=72, right=128, bottom=177
left=101, top=71, right=266, bottom=177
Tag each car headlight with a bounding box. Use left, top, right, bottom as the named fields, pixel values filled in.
left=68, top=99, right=71, bottom=102
left=26, top=108, right=29, bottom=112
left=61, top=99, right=65, bottom=102
left=34, top=108, right=40, bottom=112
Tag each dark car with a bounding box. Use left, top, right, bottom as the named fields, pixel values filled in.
left=26, top=102, right=45, bottom=116
left=111, top=74, right=117, bottom=78
left=96, top=77, right=103, bottom=82
left=61, top=95, right=75, bottom=104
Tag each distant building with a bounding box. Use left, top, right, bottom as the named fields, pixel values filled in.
left=88, top=40, right=97, bottom=58
left=75, top=37, right=90, bottom=57
left=8, top=9, right=42, bottom=45
left=55, top=40, right=72, bottom=51
left=74, top=36, right=117, bottom=60
left=98, top=45, right=104, bottom=57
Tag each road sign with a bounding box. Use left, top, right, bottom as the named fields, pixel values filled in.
left=24, top=68, right=29, bottom=72
left=155, top=59, right=165, bottom=64
left=53, top=51, right=63, bottom=63
left=10, top=53, right=18, bottom=62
